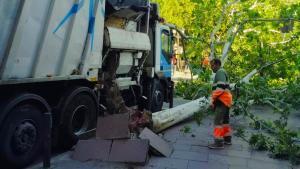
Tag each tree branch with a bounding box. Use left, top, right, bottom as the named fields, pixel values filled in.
left=210, top=5, right=226, bottom=59
left=210, top=0, right=240, bottom=60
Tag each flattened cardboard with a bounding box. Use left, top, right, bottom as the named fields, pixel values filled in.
left=139, top=128, right=173, bottom=157
left=71, top=139, right=112, bottom=162
left=109, top=139, right=149, bottom=164
left=96, top=113, right=130, bottom=139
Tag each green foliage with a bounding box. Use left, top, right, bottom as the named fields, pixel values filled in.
left=193, top=108, right=214, bottom=126
left=269, top=128, right=299, bottom=163
left=284, top=78, right=300, bottom=108
left=154, top=0, right=300, bottom=164
left=232, top=77, right=300, bottom=165
left=249, top=133, right=271, bottom=151
left=153, top=0, right=300, bottom=83
left=175, top=79, right=211, bottom=100
left=234, top=126, right=246, bottom=139
left=150, top=0, right=196, bottom=29
left=180, top=125, right=192, bottom=134
left=189, top=62, right=211, bottom=82
left=193, top=111, right=205, bottom=125
left=235, top=77, right=300, bottom=111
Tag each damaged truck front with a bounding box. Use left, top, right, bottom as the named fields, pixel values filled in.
left=0, top=0, right=176, bottom=168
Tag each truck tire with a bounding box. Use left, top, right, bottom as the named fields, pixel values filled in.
left=59, top=93, right=97, bottom=149
left=0, top=104, right=44, bottom=168
left=151, top=79, right=164, bottom=112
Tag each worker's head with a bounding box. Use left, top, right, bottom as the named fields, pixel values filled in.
left=210, top=58, right=221, bottom=73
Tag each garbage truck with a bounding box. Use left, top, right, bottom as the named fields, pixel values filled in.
left=0, top=0, right=178, bottom=167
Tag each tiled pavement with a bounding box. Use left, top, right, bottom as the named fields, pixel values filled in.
left=30, top=116, right=299, bottom=169
left=30, top=97, right=299, bottom=169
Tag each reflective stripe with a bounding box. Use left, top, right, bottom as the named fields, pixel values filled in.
left=214, top=126, right=224, bottom=139
left=222, top=124, right=232, bottom=137
left=213, top=81, right=228, bottom=86
left=212, top=82, right=230, bottom=91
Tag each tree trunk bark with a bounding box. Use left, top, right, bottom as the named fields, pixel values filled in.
left=152, top=97, right=210, bottom=132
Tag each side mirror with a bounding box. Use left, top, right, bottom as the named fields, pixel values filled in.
left=162, top=29, right=170, bottom=36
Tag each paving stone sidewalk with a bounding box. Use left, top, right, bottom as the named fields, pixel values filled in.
left=30, top=115, right=299, bottom=169
left=30, top=97, right=299, bottom=169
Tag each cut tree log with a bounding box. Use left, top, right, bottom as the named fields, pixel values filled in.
left=152, top=97, right=210, bottom=132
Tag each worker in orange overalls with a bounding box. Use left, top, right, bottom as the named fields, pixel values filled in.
left=208, top=58, right=233, bottom=149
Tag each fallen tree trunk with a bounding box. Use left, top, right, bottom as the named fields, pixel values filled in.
left=152, top=97, right=210, bottom=132
left=152, top=58, right=288, bottom=133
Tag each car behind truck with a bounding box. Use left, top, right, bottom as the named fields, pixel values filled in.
left=0, top=0, right=177, bottom=168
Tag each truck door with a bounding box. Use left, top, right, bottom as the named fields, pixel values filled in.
left=155, top=24, right=173, bottom=78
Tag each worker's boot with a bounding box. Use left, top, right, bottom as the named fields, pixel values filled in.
left=224, top=136, right=232, bottom=145
left=208, top=139, right=224, bottom=149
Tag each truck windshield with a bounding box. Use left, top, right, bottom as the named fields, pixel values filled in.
left=0, top=0, right=21, bottom=60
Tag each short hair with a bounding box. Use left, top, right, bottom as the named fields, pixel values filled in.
left=211, top=58, right=221, bottom=66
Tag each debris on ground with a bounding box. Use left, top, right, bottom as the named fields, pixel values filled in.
left=109, top=139, right=149, bottom=165
left=72, top=139, right=111, bottom=162
left=139, top=128, right=173, bottom=157
left=72, top=110, right=171, bottom=165
left=96, top=113, right=130, bottom=139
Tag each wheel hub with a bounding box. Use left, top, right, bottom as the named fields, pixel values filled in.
left=154, top=90, right=163, bottom=106
left=71, top=105, right=89, bottom=135
left=13, top=121, right=37, bottom=154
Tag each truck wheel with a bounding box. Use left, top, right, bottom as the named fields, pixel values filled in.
left=151, top=79, right=164, bottom=112
left=60, top=93, right=97, bottom=149
left=0, top=104, right=44, bottom=168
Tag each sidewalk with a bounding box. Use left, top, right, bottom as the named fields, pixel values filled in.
left=29, top=68, right=300, bottom=169
left=144, top=117, right=295, bottom=169
left=30, top=99, right=298, bottom=169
